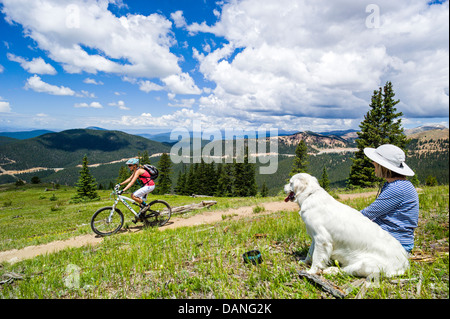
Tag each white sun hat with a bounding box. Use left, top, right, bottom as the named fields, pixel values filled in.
left=364, top=144, right=415, bottom=176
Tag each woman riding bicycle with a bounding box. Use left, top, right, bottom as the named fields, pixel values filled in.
left=117, top=158, right=155, bottom=209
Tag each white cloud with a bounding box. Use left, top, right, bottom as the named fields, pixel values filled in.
left=25, top=75, right=75, bottom=96
left=83, top=78, right=104, bottom=85
left=0, top=64, right=4, bottom=73
left=74, top=102, right=103, bottom=108
left=1, top=0, right=182, bottom=79
left=0, top=98, right=12, bottom=113
left=189, top=0, right=449, bottom=127
left=78, top=90, right=96, bottom=98
left=162, top=72, right=202, bottom=95
left=108, top=100, right=129, bottom=110
left=171, top=10, right=187, bottom=28
left=168, top=98, right=196, bottom=108
left=7, top=53, right=57, bottom=75
left=138, top=80, right=164, bottom=93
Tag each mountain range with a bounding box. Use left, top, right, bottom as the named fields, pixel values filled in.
left=0, top=125, right=448, bottom=191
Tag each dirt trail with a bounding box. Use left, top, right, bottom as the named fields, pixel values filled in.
left=0, top=192, right=376, bottom=264
left=0, top=200, right=299, bottom=264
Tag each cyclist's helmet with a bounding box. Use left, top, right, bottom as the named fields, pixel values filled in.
left=126, top=158, right=139, bottom=165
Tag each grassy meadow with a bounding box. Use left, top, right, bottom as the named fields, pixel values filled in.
left=0, top=183, right=448, bottom=299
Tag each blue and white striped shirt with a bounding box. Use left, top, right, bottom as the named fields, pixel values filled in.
left=361, top=180, right=419, bottom=252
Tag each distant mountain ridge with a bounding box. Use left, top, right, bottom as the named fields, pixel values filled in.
left=0, top=125, right=448, bottom=188
left=0, top=128, right=170, bottom=171
left=0, top=129, right=54, bottom=140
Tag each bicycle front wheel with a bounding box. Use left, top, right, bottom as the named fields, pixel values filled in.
left=91, top=206, right=124, bottom=236
left=142, top=200, right=171, bottom=227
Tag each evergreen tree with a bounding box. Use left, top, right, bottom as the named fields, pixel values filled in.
left=185, top=164, right=196, bottom=196
left=206, top=162, right=218, bottom=196
left=156, top=153, right=172, bottom=194
left=175, top=164, right=187, bottom=195
left=232, top=146, right=257, bottom=197
left=216, top=163, right=233, bottom=197
left=138, top=150, right=151, bottom=165
left=196, top=159, right=209, bottom=195
left=348, top=81, right=408, bottom=188
left=243, top=147, right=258, bottom=196
left=73, top=155, right=99, bottom=201
left=260, top=181, right=269, bottom=197
left=232, top=159, right=246, bottom=197
left=290, top=140, right=309, bottom=177
left=117, top=165, right=129, bottom=184
left=319, top=166, right=330, bottom=191
left=409, top=174, right=420, bottom=187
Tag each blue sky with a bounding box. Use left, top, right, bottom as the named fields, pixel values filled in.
left=0, top=0, right=448, bottom=133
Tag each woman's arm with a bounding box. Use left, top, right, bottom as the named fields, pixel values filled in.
left=361, top=184, right=401, bottom=220
left=123, top=168, right=144, bottom=192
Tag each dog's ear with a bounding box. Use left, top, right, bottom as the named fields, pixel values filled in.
left=292, top=173, right=319, bottom=195
left=292, top=174, right=307, bottom=195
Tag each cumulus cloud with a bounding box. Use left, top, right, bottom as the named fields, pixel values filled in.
left=162, top=72, right=202, bottom=95
left=108, top=100, right=129, bottom=110
left=171, top=10, right=187, bottom=28
left=74, top=102, right=103, bottom=108
left=25, top=75, right=75, bottom=96
left=83, top=78, right=104, bottom=85
left=138, top=80, right=164, bottom=93
left=1, top=0, right=182, bottom=79
left=189, top=0, right=449, bottom=126
left=7, top=53, right=57, bottom=75
left=0, top=98, right=12, bottom=112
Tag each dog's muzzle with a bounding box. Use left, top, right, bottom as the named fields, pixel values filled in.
left=284, top=191, right=295, bottom=202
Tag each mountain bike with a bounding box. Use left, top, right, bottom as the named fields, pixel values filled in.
left=90, top=185, right=172, bottom=236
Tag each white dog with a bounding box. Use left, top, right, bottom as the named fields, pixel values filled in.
left=284, top=173, right=409, bottom=277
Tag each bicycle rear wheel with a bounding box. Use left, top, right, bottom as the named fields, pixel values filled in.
left=142, top=200, right=171, bottom=227
left=91, top=206, right=124, bottom=236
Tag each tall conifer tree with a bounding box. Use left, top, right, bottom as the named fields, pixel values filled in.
left=156, top=153, right=172, bottom=194
left=348, top=81, right=408, bottom=188
left=290, top=140, right=309, bottom=177
left=73, top=155, right=99, bottom=201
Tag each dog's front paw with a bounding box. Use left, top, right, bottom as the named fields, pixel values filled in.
left=306, top=267, right=321, bottom=275
left=298, top=258, right=312, bottom=266
left=323, top=267, right=340, bottom=275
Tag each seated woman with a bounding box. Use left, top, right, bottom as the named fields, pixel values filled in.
left=361, top=144, right=419, bottom=253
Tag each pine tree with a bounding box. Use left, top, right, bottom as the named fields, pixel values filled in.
left=216, top=163, right=233, bottom=197
left=206, top=162, right=218, bottom=196
left=73, top=155, right=99, bottom=201
left=290, top=140, right=309, bottom=177
left=185, top=164, right=196, bottom=196
left=117, top=166, right=129, bottom=184
left=348, top=81, right=408, bottom=188
left=243, top=147, right=258, bottom=196
left=175, top=164, right=187, bottom=195
left=232, top=159, right=246, bottom=197
left=232, top=146, right=257, bottom=197
left=260, top=181, right=269, bottom=197
left=381, top=81, right=408, bottom=149
left=196, top=159, right=209, bottom=195
left=156, top=153, right=172, bottom=194
left=138, top=150, right=151, bottom=165
left=319, top=166, right=330, bottom=191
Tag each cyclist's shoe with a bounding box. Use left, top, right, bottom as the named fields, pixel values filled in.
left=139, top=202, right=148, bottom=209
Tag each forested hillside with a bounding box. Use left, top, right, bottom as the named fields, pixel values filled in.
left=0, top=127, right=448, bottom=193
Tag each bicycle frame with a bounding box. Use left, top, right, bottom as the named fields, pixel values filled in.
left=110, top=192, right=140, bottom=219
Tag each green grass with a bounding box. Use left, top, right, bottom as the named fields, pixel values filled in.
left=0, top=183, right=282, bottom=251
left=0, top=183, right=448, bottom=299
